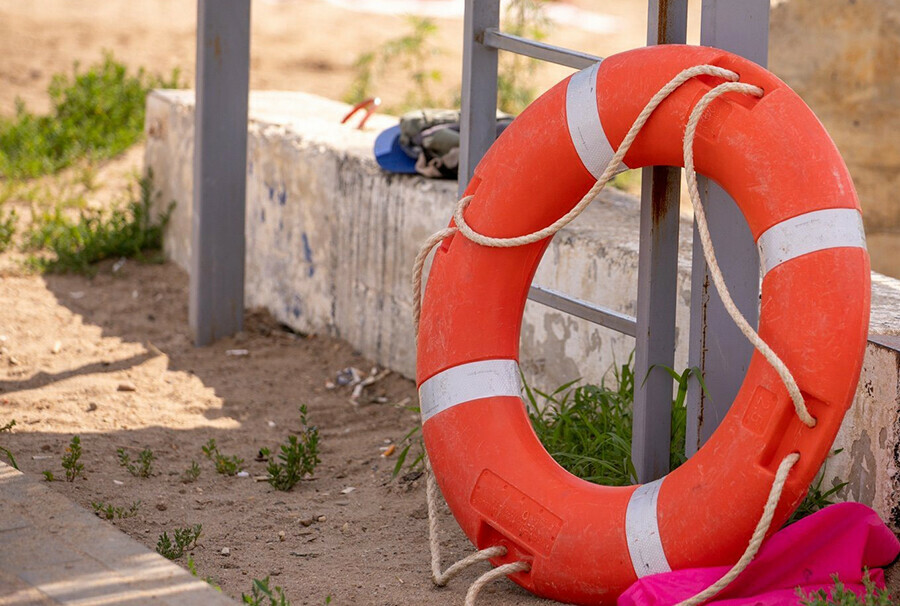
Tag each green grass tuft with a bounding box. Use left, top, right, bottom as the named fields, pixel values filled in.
left=25, top=170, right=173, bottom=274
left=156, top=524, right=202, bottom=560
left=524, top=356, right=692, bottom=485
left=242, top=577, right=292, bottom=606
left=798, top=572, right=893, bottom=605
left=0, top=53, right=180, bottom=179
left=265, top=405, right=321, bottom=491
left=0, top=208, right=16, bottom=252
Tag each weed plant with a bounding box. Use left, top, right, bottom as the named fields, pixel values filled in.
left=0, top=53, right=180, bottom=178
left=61, top=435, right=84, bottom=481
left=26, top=171, right=173, bottom=274
left=0, top=420, right=17, bottom=469
left=345, top=17, right=442, bottom=112
left=0, top=209, right=16, bottom=252
left=181, top=460, right=201, bottom=483
left=92, top=500, right=141, bottom=520
left=202, top=439, right=244, bottom=476
left=786, top=451, right=847, bottom=525
left=156, top=524, right=202, bottom=560
left=524, top=358, right=694, bottom=485
left=264, top=405, right=321, bottom=491
left=187, top=556, right=221, bottom=591
left=242, top=577, right=291, bottom=606
left=117, top=447, right=155, bottom=478
left=798, top=573, right=893, bottom=605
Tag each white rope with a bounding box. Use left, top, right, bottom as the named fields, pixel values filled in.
left=451, top=65, right=741, bottom=250
left=682, top=82, right=815, bottom=428
left=413, top=226, right=458, bottom=336
left=674, top=452, right=800, bottom=606
left=464, top=561, right=532, bottom=606
left=412, top=63, right=813, bottom=605
left=425, top=459, right=507, bottom=587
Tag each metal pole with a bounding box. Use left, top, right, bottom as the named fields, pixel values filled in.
left=685, top=0, right=768, bottom=455
left=632, top=0, right=689, bottom=483
left=191, top=0, right=251, bottom=346
left=458, top=0, right=500, bottom=196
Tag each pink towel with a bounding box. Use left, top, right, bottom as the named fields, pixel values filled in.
left=618, top=503, right=899, bottom=605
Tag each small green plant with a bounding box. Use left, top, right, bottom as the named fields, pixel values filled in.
left=0, top=53, right=181, bottom=178
left=156, top=524, right=202, bottom=560
left=0, top=209, right=16, bottom=253
left=786, top=449, right=847, bottom=526
left=117, top=447, right=155, bottom=478
left=186, top=555, right=221, bottom=591
left=25, top=171, right=174, bottom=274
left=392, top=419, right=425, bottom=478
left=242, top=577, right=291, bottom=606
left=345, top=17, right=444, bottom=112
left=181, top=460, right=201, bottom=483
left=798, top=572, right=892, bottom=605
left=265, top=405, right=321, bottom=491
left=526, top=357, right=671, bottom=485
left=202, top=438, right=244, bottom=476
left=0, top=420, right=18, bottom=469
left=42, top=470, right=55, bottom=482
left=61, top=435, right=84, bottom=481
left=91, top=500, right=141, bottom=520
left=497, top=0, right=551, bottom=114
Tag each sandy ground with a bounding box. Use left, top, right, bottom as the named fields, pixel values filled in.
left=0, top=245, right=551, bottom=605
left=0, top=0, right=694, bottom=118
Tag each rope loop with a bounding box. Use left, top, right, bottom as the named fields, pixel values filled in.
left=412, top=62, right=809, bottom=605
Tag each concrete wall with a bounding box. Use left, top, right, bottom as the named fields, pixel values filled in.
left=144, top=90, right=668, bottom=391
left=144, top=90, right=900, bottom=529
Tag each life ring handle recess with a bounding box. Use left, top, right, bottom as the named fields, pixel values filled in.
left=416, top=45, right=869, bottom=605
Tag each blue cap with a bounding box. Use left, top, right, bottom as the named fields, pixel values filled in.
left=374, top=124, right=418, bottom=174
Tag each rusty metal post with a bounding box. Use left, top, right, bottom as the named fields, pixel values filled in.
left=632, top=0, right=689, bottom=483
left=685, top=0, right=769, bottom=455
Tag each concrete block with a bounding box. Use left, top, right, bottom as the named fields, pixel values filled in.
left=825, top=336, right=900, bottom=532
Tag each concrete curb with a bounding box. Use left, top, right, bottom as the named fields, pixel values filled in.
left=0, top=462, right=237, bottom=605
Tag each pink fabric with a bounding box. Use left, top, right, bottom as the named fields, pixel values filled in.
left=618, top=503, right=899, bottom=605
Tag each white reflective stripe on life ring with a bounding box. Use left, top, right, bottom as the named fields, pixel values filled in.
left=566, top=61, right=629, bottom=180
left=625, top=477, right=672, bottom=578
left=418, top=359, right=521, bottom=424
left=757, top=208, right=866, bottom=277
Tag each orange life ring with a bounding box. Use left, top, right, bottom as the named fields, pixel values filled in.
left=416, top=45, right=870, bottom=605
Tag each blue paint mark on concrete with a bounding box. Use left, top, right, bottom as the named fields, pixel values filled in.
left=301, top=233, right=315, bottom=278
left=260, top=208, right=266, bottom=223
left=277, top=188, right=287, bottom=206
left=278, top=219, right=284, bottom=231
left=291, top=295, right=303, bottom=319
left=267, top=184, right=275, bottom=201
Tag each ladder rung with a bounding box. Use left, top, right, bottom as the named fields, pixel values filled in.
left=528, top=285, right=636, bottom=337
left=480, top=28, right=602, bottom=70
